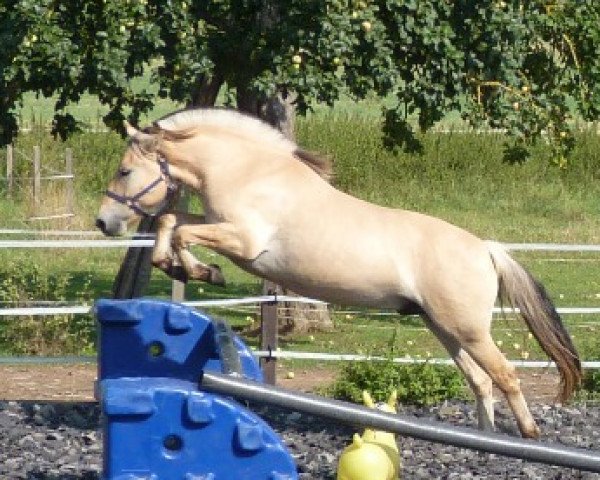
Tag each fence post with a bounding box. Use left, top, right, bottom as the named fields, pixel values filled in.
left=65, top=148, right=74, bottom=216
left=6, top=145, right=13, bottom=196
left=260, top=280, right=280, bottom=385
left=171, top=189, right=189, bottom=302
left=32, top=146, right=41, bottom=206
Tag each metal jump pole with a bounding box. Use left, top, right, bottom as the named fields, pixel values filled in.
left=199, top=371, right=600, bottom=473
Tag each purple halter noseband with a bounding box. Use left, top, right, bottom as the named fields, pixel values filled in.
left=105, top=156, right=178, bottom=217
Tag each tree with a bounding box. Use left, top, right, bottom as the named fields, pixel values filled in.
left=2, top=1, right=599, bottom=163
left=1, top=0, right=599, bottom=325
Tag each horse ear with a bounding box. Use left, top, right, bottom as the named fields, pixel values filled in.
left=136, top=131, right=161, bottom=153
left=124, top=121, right=162, bottom=153
left=387, top=390, right=398, bottom=411
left=123, top=120, right=139, bottom=138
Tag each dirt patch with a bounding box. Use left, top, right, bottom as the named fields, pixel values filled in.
left=0, top=364, right=561, bottom=404
left=0, top=364, right=98, bottom=402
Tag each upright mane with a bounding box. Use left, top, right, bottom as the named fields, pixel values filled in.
left=148, top=108, right=333, bottom=181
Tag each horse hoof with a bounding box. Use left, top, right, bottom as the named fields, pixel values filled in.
left=152, top=259, right=172, bottom=272
left=208, top=264, right=226, bottom=287
left=522, top=424, right=541, bottom=439
left=169, top=265, right=189, bottom=283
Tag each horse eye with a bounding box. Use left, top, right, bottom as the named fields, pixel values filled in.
left=118, top=168, right=132, bottom=177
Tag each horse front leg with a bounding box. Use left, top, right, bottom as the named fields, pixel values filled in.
left=153, top=212, right=225, bottom=285
left=152, top=213, right=185, bottom=281
left=172, top=222, right=257, bottom=280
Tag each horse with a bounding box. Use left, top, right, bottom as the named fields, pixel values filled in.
left=96, top=107, right=581, bottom=439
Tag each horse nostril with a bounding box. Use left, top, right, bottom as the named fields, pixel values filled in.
left=95, top=218, right=106, bottom=233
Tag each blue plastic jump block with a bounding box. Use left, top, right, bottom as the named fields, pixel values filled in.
left=100, top=378, right=297, bottom=480
left=95, top=299, right=262, bottom=383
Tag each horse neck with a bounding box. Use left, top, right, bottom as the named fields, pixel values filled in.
left=171, top=133, right=299, bottom=184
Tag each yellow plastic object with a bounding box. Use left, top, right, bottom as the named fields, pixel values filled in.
left=336, top=391, right=400, bottom=480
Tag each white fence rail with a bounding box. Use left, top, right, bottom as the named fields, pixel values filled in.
left=0, top=300, right=596, bottom=318
left=0, top=231, right=599, bottom=367
left=1, top=232, right=600, bottom=252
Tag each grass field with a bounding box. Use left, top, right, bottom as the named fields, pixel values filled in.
left=1, top=96, right=600, bottom=367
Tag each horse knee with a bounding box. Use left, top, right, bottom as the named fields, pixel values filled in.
left=158, top=213, right=177, bottom=230
left=493, top=364, right=522, bottom=396
left=152, top=243, right=173, bottom=265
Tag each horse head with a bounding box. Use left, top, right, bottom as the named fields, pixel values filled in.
left=96, top=122, right=178, bottom=236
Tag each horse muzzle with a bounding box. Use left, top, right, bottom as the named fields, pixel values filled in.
left=95, top=215, right=127, bottom=237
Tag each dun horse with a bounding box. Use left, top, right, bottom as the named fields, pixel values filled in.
left=96, top=108, right=581, bottom=438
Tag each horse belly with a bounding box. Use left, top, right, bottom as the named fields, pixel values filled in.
left=240, top=244, right=414, bottom=309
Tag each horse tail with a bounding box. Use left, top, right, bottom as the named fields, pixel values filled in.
left=486, top=241, right=582, bottom=402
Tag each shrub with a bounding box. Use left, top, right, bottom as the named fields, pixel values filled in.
left=0, top=259, right=95, bottom=355
left=325, top=357, right=466, bottom=407
left=577, top=369, right=600, bottom=403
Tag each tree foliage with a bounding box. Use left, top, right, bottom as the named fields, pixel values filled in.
left=1, top=0, right=599, bottom=164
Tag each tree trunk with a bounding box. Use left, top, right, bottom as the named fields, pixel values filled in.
left=112, top=216, right=158, bottom=299
left=190, top=73, right=224, bottom=108
left=236, top=88, right=333, bottom=334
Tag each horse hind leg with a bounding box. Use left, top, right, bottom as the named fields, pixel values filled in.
left=463, top=335, right=540, bottom=438
left=424, top=318, right=495, bottom=432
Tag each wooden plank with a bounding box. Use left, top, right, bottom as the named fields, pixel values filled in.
left=260, top=280, right=279, bottom=385
left=27, top=213, right=75, bottom=221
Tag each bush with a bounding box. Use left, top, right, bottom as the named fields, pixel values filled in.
left=326, top=358, right=466, bottom=407
left=0, top=259, right=95, bottom=355
left=577, top=369, right=600, bottom=403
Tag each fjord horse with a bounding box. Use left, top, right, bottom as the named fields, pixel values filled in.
left=96, top=108, right=581, bottom=438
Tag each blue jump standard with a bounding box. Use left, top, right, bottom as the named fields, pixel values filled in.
left=95, top=299, right=297, bottom=480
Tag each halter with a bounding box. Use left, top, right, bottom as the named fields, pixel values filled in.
left=105, top=156, right=178, bottom=217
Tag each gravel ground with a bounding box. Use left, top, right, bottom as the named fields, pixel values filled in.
left=2, top=399, right=600, bottom=479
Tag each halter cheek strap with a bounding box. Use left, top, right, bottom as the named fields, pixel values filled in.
left=105, top=157, right=178, bottom=218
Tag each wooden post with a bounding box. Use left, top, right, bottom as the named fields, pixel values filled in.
left=32, top=146, right=41, bottom=206
left=6, top=145, right=13, bottom=196
left=65, top=148, right=74, bottom=216
left=260, top=280, right=280, bottom=385
left=171, top=268, right=186, bottom=301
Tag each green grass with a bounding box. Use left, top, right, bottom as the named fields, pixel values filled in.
left=2, top=105, right=600, bottom=364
